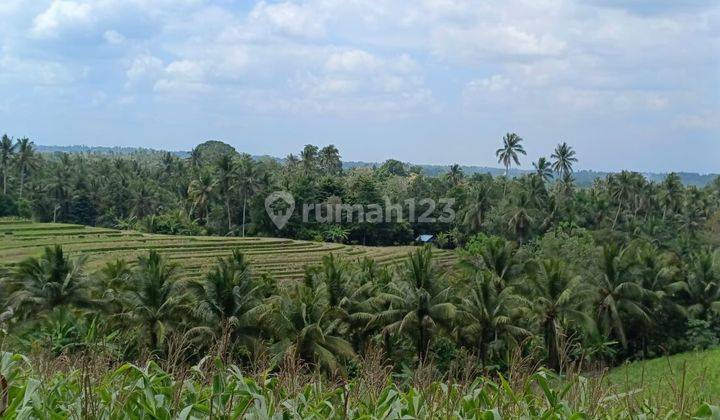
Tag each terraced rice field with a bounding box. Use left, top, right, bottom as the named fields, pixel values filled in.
left=0, top=219, right=457, bottom=281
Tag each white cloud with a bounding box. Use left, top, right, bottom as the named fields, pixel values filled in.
left=467, top=75, right=512, bottom=93
left=31, top=0, right=93, bottom=38
left=125, top=54, right=164, bottom=85
left=249, top=1, right=326, bottom=38
left=103, top=30, right=125, bottom=44
left=325, top=50, right=379, bottom=73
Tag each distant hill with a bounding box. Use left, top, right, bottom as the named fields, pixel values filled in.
left=36, top=145, right=718, bottom=187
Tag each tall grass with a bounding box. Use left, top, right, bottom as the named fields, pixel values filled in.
left=0, top=349, right=716, bottom=419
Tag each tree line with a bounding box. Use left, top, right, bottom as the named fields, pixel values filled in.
left=0, top=133, right=718, bottom=250
left=1, top=234, right=719, bottom=375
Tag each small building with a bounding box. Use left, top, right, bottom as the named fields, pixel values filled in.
left=415, top=234, right=435, bottom=244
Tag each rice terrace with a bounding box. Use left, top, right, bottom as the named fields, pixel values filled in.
left=0, top=219, right=456, bottom=282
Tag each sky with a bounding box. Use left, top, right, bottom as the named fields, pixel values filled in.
left=0, top=0, right=718, bottom=173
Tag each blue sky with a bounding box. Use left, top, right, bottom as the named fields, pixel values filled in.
left=0, top=0, right=718, bottom=173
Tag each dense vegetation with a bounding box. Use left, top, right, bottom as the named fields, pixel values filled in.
left=0, top=132, right=719, bottom=416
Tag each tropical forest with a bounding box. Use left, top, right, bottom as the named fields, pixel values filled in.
left=0, top=133, right=718, bottom=418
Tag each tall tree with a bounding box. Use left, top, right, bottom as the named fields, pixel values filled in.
left=373, top=247, right=456, bottom=362
left=447, top=164, right=464, bottom=186
left=533, top=157, right=554, bottom=183
left=8, top=245, right=91, bottom=315
left=263, top=281, right=356, bottom=373
left=595, top=245, right=651, bottom=349
left=215, top=155, right=236, bottom=232
left=14, top=137, right=36, bottom=199
left=124, top=251, right=186, bottom=353
left=530, top=258, right=593, bottom=371
left=458, top=271, right=529, bottom=364
left=495, top=133, right=526, bottom=177
left=236, top=155, right=262, bottom=237
left=188, top=171, right=216, bottom=224
left=300, top=144, right=319, bottom=176
left=0, top=134, right=16, bottom=195
left=550, top=142, right=578, bottom=177
left=319, top=144, right=342, bottom=174
left=188, top=250, right=265, bottom=351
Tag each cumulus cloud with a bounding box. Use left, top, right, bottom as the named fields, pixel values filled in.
left=103, top=30, right=125, bottom=44
left=249, top=1, right=326, bottom=38
left=2, top=0, right=718, bottom=170
left=31, top=0, right=93, bottom=38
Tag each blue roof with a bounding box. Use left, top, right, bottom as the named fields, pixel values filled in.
left=416, top=234, right=434, bottom=242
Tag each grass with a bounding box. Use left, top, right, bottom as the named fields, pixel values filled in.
left=605, top=348, right=720, bottom=407
left=0, top=218, right=457, bottom=281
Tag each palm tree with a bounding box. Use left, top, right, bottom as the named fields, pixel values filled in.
left=462, top=183, right=492, bottom=234
left=0, top=134, right=16, bottom=195
left=188, top=250, right=265, bottom=352
left=130, top=184, right=155, bottom=220
left=123, top=251, right=186, bottom=353
left=236, top=155, right=262, bottom=237
left=215, top=155, right=236, bottom=232
left=14, top=137, right=37, bottom=199
left=609, top=171, right=635, bottom=229
left=550, top=142, right=577, bottom=177
left=188, top=171, right=216, bottom=224
left=262, top=282, right=356, bottom=374
left=506, top=191, right=534, bottom=244
left=533, top=157, right=554, bottom=183
left=495, top=133, right=526, bottom=177
left=595, top=245, right=651, bottom=349
left=373, top=247, right=456, bottom=362
left=460, top=236, right=518, bottom=293
left=8, top=245, right=91, bottom=315
left=458, top=271, right=529, bottom=364
left=685, top=248, right=720, bottom=321
left=659, top=173, right=683, bottom=219
left=300, top=144, right=319, bottom=176
left=530, top=258, right=594, bottom=371
left=189, top=147, right=202, bottom=173
left=319, top=144, right=342, bottom=174
left=447, top=164, right=464, bottom=186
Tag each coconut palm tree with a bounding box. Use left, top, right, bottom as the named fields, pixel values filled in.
left=188, top=171, right=216, bottom=224
left=300, top=144, right=319, bottom=176
left=8, top=245, right=91, bottom=315
left=533, top=157, right=554, bottom=183
left=372, top=246, right=456, bottom=362
left=319, top=144, right=342, bottom=174
left=495, top=133, right=526, bottom=177
left=0, top=134, right=16, bottom=195
left=236, top=155, right=262, bottom=237
left=463, top=182, right=493, bottom=233
left=608, top=171, right=635, bottom=229
left=460, top=235, right=519, bottom=293
left=659, top=173, right=683, bottom=219
left=262, top=281, right=356, bottom=374
left=685, top=248, right=720, bottom=321
left=130, top=184, right=155, bottom=220
left=595, top=245, right=651, bottom=349
left=188, top=250, right=265, bottom=351
left=550, top=142, right=577, bottom=177
left=529, top=258, right=594, bottom=371
left=447, top=164, right=464, bottom=186
left=123, top=251, right=187, bottom=353
left=458, top=271, right=529, bottom=364
left=14, top=137, right=37, bottom=199
left=215, top=155, right=236, bottom=232
left=506, top=191, right=534, bottom=244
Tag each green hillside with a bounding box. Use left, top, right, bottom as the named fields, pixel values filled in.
left=606, top=348, right=720, bottom=407
left=0, top=219, right=457, bottom=281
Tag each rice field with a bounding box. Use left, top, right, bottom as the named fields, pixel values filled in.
left=0, top=218, right=457, bottom=281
